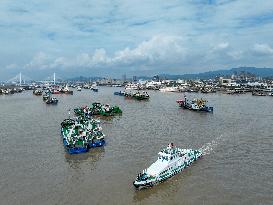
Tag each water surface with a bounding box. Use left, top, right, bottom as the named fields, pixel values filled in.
left=0, top=88, right=273, bottom=205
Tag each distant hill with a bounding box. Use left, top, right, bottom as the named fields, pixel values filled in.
left=158, top=67, right=273, bottom=80
left=66, top=67, right=273, bottom=81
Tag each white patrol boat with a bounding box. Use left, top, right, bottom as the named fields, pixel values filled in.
left=133, top=143, right=202, bottom=189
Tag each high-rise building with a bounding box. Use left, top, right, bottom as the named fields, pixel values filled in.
left=122, top=74, right=126, bottom=82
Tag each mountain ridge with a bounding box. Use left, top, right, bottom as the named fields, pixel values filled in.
left=66, top=67, right=273, bottom=81
left=156, top=67, right=273, bottom=80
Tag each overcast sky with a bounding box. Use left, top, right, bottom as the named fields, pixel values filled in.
left=1, top=0, right=273, bottom=80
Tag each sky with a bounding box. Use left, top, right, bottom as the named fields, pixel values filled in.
left=1, top=0, right=273, bottom=80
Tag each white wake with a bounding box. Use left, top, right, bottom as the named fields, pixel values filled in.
left=200, top=135, right=224, bottom=155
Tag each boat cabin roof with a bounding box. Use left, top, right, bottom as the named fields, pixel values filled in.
left=158, top=147, right=180, bottom=157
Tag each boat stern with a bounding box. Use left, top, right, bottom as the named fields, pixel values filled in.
left=194, top=149, right=203, bottom=160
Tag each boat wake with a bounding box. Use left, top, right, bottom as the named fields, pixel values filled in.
left=200, top=135, right=224, bottom=156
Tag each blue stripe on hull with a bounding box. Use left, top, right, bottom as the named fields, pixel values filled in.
left=67, top=147, right=88, bottom=154
left=88, top=140, right=105, bottom=148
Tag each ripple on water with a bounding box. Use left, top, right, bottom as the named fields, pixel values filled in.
left=0, top=89, right=273, bottom=205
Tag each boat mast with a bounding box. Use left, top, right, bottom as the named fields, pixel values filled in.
left=53, top=72, right=56, bottom=85
left=19, top=72, right=22, bottom=86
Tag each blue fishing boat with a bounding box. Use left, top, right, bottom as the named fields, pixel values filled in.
left=114, top=91, right=125, bottom=96
left=61, top=118, right=106, bottom=154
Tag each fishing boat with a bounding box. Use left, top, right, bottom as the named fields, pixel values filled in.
left=61, top=118, right=105, bottom=154
left=77, top=86, right=82, bottom=91
left=132, top=92, right=149, bottom=100
left=93, top=88, right=98, bottom=92
left=83, top=84, right=90, bottom=89
left=92, top=103, right=122, bottom=116
left=133, top=143, right=202, bottom=189
left=42, top=94, right=50, bottom=101
left=46, top=97, right=58, bottom=104
left=91, top=82, right=98, bottom=92
left=33, top=89, right=43, bottom=96
left=252, top=91, right=266, bottom=96
left=74, top=103, right=122, bottom=118
left=201, top=87, right=216, bottom=93
left=114, top=91, right=125, bottom=96
left=124, top=92, right=133, bottom=98
left=176, top=96, right=213, bottom=112
left=159, top=86, right=179, bottom=92
left=125, top=83, right=139, bottom=90
left=42, top=90, right=51, bottom=101
left=59, top=85, right=73, bottom=95
left=51, top=89, right=60, bottom=94
left=87, top=125, right=106, bottom=148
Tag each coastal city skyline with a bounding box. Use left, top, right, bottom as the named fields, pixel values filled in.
left=1, top=1, right=273, bottom=80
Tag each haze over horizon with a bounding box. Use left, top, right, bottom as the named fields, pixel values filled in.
left=1, top=0, right=273, bottom=81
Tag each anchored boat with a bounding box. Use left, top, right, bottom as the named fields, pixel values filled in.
left=42, top=91, right=51, bottom=101
left=33, top=89, right=43, bottom=96
left=74, top=103, right=122, bottom=118
left=60, top=85, right=73, bottom=95
left=132, top=91, right=149, bottom=100
left=43, top=94, right=50, bottom=101
left=176, top=96, right=213, bottom=112
left=91, top=82, right=98, bottom=92
left=61, top=118, right=105, bottom=154
left=125, top=83, right=139, bottom=90
left=114, top=91, right=125, bottom=96
left=159, top=86, right=179, bottom=92
left=118, top=91, right=149, bottom=100
left=46, top=97, right=58, bottom=104
left=77, top=86, right=82, bottom=91
left=133, top=143, right=202, bottom=189
left=252, top=91, right=266, bottom=96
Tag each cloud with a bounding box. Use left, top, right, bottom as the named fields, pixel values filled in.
left=1, top=0, right=273, bottom=80
left=227, top=50, right=243, bottom=60
left=253, top=43, right=273, bottom=55
left=5, top=63, right=18, bottom=70
left=25, top=52, right=52, bottom=69
left=24, top=35, right=186, bottom=72
left=215, top=42, right=229, bottom=50
left=112, top=35, right=186, bottom=66
left=11, top=36, right=273, bottom=79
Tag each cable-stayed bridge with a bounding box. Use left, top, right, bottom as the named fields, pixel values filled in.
left=6, top=73, right=32, bottom=85
left=6, top=72, right=63, bottom=85
left=43, top=73, right=63, bottom=84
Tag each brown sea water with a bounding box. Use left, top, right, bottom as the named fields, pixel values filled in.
left=0, top=87, right=273, bottom=205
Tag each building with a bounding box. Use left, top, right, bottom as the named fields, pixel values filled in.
left=219, top=77, right=232, bottom=86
